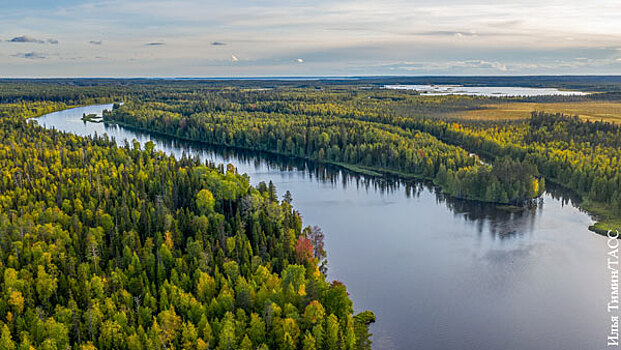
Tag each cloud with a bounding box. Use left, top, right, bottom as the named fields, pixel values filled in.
left=89, top=40, right=103, bottom=45
left=7, top=36, right=59, bottom=44
left=11, top=52, right=47, bottom=59
left=417, top=31, right=478, bottom=37
left=386, top=59, right=508, bottom=72
left=145, top=42, right=165, bottom=46
left=437, top=60, right=508, bottom=71
left=486, top=20, right=524, bottom=28
left=296, top=58, right=304, bottom=63
left=231, top=54, right=239, bottom=62
left=467, top=60, right=507, bottom=71
left=8, top=35, right=45, bottom=43
left=2, top=0, right=621, bottom=76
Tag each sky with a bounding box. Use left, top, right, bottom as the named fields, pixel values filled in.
left=1, top=0, right=620, bottom=77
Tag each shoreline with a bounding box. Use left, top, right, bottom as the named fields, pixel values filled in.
left=103, top=119, right=543, bottom=202
left=102, top=118, right=619, bottom=236
left=35, top=103, right=616, bottom=236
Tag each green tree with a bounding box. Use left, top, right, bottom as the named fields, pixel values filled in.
left=196, top=188, right=216, bottom=214
left=0, top=325, right=15, bottom=350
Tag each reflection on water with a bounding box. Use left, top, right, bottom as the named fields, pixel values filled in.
left=116, top=127, right=583, bottom=240
left=36, top=105, right=610, bottom=350
left=101, top=124, right=549, bottom=238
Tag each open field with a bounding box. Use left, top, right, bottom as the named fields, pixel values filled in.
left=448, top=101, right=621, bottom=122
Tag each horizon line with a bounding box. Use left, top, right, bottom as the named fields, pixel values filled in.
left=1, top=74, right=620, bottom=81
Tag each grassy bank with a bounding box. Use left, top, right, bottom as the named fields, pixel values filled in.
left=582, top=200, right=621, bottom=235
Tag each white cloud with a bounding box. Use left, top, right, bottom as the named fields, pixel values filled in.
left=393, top=60, right=508, bottom=72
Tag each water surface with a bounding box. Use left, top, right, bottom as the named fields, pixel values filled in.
left=37, top=105, right=611, bottom=350
left=383, top=84, right=590, bottom=97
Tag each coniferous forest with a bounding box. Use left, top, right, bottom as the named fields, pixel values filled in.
left=0, top=85, right=375, bottom=349
left=93, top=79, right=620, bottom=232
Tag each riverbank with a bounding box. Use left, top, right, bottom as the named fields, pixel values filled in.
left=106, top=116, right=621, bottom=235
left=34, top=103, right=615, bottom=236
left=582, top=200, right=621, bottom=235
left=104, top=118, right=546, bottom=204
left=417, top=126, right=619, bottom=236
left=26, top=101, right=115, bottom=119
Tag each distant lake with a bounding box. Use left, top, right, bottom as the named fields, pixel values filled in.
left=36, top=105, right=611, bottom=350
left=383, top=84, right=590, bottom=97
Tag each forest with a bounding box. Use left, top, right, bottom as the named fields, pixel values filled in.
left=2, top=78, right=620, bottom=232
left=103, top=100, right=543, bottom=206
left=72, top=80, right=615, bottom=233
left=1, top=77, right=621, bottom=348
left=0, top=107, right=375, bottom=348
left=1, top=78, right=616, bottom=230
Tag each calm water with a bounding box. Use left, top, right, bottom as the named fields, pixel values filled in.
left=37, top=105, right=611, bottom=350
left=383, top=84, right=590, bottom=97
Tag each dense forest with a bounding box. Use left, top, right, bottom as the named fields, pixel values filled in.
left=0, top=113, right=374, bottom=349
left=2, top=78, right=620, bottom=232
left=104, top=101, right=544, bottom=206
left=403, top=113, right=621, bottom=232
left=79, top=81, right=616, bottom=233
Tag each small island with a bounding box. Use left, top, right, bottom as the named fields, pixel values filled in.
left=81, top=112, right=102, bottom=122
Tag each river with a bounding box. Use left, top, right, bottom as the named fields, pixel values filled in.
left=36, top=104, right=612, bottom=350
